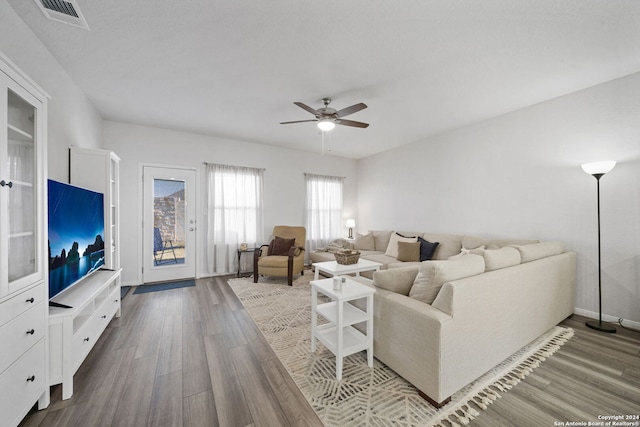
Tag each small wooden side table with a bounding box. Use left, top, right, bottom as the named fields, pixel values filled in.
left=237, top=248, right=256, bottom=277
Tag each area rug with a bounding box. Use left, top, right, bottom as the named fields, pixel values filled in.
left=229, top=273, right=574, bottom=427
left=132, top=279, right=195, bottom=294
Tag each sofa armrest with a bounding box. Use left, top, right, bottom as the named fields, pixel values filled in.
left=373, top=266, right=419, bottom=295
left=373, top=291, right=451, bottom=403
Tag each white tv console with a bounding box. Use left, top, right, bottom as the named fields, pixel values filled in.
left=48, top=268, right=122, bottom=399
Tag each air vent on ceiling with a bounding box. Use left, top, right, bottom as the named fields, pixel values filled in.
left=34, top=0, right=90, bottom=30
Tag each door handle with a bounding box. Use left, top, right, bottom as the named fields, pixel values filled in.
left=0, top=180, right=13, bottom=188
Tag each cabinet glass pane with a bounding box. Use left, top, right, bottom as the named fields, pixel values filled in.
left=6, top=89, right=37, bottom=282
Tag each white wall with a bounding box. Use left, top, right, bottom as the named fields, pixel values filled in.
left=103, top=121, right=358, bottom=285
left=1, top=2, right=103, bottom=182
left=358, top=72, right=640, bottom=323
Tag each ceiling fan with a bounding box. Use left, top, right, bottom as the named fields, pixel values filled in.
left=280, top=98, right=369, bottom=131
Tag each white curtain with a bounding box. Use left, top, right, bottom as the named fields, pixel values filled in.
left=304, top=174, right=344, bottom=262
left=205, top=164, right=264, bottom=275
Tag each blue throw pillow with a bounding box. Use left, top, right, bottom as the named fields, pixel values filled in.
left=418, top=237, right=439, bottom=261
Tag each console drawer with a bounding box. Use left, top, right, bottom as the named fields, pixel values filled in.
left=72, top=314, right=100, bottom=371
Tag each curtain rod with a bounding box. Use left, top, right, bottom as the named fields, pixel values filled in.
left=304, top=173, right=346, bottom=179
left=203, top=162, right=266, bottom=171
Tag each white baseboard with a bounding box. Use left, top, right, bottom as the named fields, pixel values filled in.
left=120, top=280, right=141, bottom=287
left=574, top=307, right=640, bottom=330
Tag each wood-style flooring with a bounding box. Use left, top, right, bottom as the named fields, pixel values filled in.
left=18, top=276, right=640, bottom=427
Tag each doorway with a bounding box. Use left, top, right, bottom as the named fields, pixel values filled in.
left=142, top=166, right=196, bottom=283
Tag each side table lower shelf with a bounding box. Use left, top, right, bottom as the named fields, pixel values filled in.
left=314, top=324, right=370, bottom=356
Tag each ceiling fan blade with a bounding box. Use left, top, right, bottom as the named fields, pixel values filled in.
left=335, top=103, right=367, bottom=118
left=336, top=119, right=369, bottom=128
left=294, top=102, right=319, bottom=116
left=280, top=119, right=318, bottom=125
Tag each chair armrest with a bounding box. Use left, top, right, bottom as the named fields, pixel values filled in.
left=255, top=244, right=270, bottom=260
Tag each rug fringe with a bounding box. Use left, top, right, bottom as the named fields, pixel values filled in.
left=427, top=326, right=574, bottom=426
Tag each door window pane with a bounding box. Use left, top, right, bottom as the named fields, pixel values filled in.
left=153, top=179, right=186, bottom=266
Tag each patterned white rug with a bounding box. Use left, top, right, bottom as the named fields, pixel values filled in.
left=229, top=272, right=574, bottom=427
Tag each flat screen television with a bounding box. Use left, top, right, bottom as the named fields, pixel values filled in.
left=47, top=179, right=105, bottom=302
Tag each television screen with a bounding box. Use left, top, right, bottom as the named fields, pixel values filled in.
left=48, top=179, right=105, bottom=300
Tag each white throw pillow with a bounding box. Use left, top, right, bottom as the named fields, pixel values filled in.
left=409, top=254, right=485, bottom=304
left=384, top=232, right=418, bottom=258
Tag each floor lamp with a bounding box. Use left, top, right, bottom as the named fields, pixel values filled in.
left=581, top=160, right=616, bottom=333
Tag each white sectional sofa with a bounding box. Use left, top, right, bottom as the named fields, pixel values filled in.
left=315, top=230, right=576, bottom=407
left=310, top=230, right=540, bottom=275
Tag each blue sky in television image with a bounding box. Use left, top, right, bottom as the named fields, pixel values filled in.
left=47, top=180, right=104, bottom=257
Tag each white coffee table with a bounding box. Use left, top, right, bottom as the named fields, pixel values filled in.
left=310, top=277, right=375, bottom=380
left=312, top=259, right=382, bottom=280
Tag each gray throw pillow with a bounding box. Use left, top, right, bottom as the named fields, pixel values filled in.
left=354, top=232, right=375, bottom=251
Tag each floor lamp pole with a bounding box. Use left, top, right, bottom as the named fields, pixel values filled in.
left=585, top=171, right=616, bottom=333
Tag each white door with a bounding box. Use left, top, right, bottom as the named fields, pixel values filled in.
left=142, top=166, right=196, bottom=283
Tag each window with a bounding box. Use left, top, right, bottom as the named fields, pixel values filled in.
left=304, top=174, right=344, bottom=258
left=205, top=164, right=264, bottom=274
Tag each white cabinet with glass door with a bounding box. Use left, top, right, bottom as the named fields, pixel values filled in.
left=70, top=147, right=120, bottom=272
left=0, top=52, right=50, bottom=426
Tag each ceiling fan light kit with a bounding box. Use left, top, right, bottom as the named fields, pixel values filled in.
left=317, top=119, right=335, bottom=131
left=280, top=97, right=369, bottom=131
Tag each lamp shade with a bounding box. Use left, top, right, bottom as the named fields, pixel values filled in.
left=317, top=119, right=335, bottom=131
left=581, top=161, right=616, bottom=176
left=345, top=219, right=355, bottom=228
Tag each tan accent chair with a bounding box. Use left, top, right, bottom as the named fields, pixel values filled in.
left=254, top=226, right=306, bottom=286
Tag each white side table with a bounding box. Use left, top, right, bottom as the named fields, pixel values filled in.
left=310, top=277, right=375, bottom=380
left=312, top=259, right=382, bottom=280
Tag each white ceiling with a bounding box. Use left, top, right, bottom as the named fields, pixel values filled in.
left=7, top=0, right=640, bottom=159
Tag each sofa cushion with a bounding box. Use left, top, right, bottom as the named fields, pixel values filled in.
left=397, top=241, right=420, bottom=262
left=362, top=253, right=398, bottom=268
left=409, top=254, right=485, bottom=304
left=417, top=237, right=439, bottom=261
left=423, top=233, right=463, bottom=260
left=269, top=236, right=294, bottom=256
left=354, top=232, right=375, bottom=251
left=371, top=230, right=394, bottom=252
left=462, top=235, right=540, bottom=250
left=385, top=232, right=418, bottom=258
left=513, top=241, right=564, bottom=263
left=482, top=246, right=521, bottom=271
left=388, top=261, right=421, bottom=269
left=372, top=266, right=420, bottom=295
